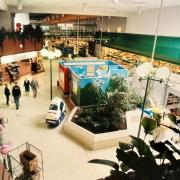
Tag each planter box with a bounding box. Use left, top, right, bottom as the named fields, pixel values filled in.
left=0, top=37, right=42, bottom=56
left=63, top=107, right=142, bottom=150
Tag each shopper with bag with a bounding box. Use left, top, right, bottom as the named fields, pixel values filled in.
left=4, top=84, right=10, bottom=106
left=12, top=82, right=21, bottom=110
left=31, top=78, right=39, bottom=98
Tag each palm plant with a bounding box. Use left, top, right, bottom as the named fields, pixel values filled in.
left=89, top=113, right=180, bottom=180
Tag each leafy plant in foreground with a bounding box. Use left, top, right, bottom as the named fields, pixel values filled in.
left=89, top=114, right=180, bottom=180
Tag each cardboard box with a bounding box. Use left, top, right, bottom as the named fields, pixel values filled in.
left=20, top=150, right=38, bottom=172
left=31, top=172, right=40, bottom=180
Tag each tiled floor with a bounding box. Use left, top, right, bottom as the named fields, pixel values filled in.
left=0, top=60, right=117, bottom=180
left=1, top=59, right=179, bottom=180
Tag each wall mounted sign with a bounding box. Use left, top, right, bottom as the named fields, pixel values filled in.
left=64, top=61, right=105, bottom=66
left=0, top=51, right=37, bottom=64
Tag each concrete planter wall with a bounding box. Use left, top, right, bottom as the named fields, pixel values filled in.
left=63, top=107, right=142, bottom=150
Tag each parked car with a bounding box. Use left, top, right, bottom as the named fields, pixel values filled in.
left=46, top=97, right=66, bottom=126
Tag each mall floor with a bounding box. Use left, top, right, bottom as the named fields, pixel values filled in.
left=0, top=59, right=117, bottom=180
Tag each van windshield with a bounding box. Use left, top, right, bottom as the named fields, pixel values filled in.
left=49, top=104, right=58, bottom=111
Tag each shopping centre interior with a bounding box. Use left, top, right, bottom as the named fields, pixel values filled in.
left=0, top=0, right=180, bottom=180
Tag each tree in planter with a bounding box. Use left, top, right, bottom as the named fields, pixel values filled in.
left=100, top=75, right=142, bottom=129
left=80, top=82, right=102, bottom=106
left=103, top=75, right=142, bottom=110
left=88, top=113, right=180, bottom=180
left=76, top=105, right=115, bottom=133
left=75, top=75, right=143, bottom=133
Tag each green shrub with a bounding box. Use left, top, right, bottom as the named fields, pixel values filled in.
left=75, top=75, right=143, bottom=133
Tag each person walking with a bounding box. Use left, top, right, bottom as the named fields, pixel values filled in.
left=0, top=112, right=7, bottom=146
left=31, top=78, right=39, bottom=98
left=24, top=78, right=30, bottom=96
left=4, top=84, right=10, bottom=106
left=12, top=82, right=21, bottom=110
left=8, top=70, right=14, bottom=84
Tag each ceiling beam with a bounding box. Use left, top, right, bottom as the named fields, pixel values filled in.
left=8, top=5, right=129, bottom=17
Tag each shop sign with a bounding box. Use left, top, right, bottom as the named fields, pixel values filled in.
left=0, top=51, right=37, bottom=64
left=64, top=61, right=105, bottom=66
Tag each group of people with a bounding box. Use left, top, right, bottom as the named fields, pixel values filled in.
left=4, top=78, right=39, bottom=110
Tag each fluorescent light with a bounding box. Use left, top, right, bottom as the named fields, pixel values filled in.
left=82, top=3, right=87, bottom=12
left=113, top=0, right=119, bottom=4
left=138, top=7, right=142, bottom=15
left=136, top=62, right=153, bottom=77
left=18, top=0, right=22, bottom=10
left=155, top=67, right=170, bottom=80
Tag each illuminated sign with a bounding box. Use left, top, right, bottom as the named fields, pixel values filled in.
left=64, top=61, right=105, bottom=66
left=0, top=51, right=37, bottom=64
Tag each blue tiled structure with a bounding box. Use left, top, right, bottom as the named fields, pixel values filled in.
left=59, top=60, right=128, bottom=106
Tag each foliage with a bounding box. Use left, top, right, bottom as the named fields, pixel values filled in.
left=19, top=24, right=43, bottom=42
left=0, top=27, right=6, bottom=48
left=144, top=112, right=180, bottom=138
left=75, top=105, right=117, bottom=133
left=75, top=75, right=143, bottom=133
left=88, top=114, right=180, bottom=180
left=0, top=25, right=43, bottom=48
left=141, top=116, right=157, bottom=135
left=34, top=25, right=44, bottom=42
left=107, top=75, right=128, bottom=93
left=106, top=75, right=142, bottom=111
left=80, top=82, right=102, bottom=106
left=23, top=24, right=35, bottom=39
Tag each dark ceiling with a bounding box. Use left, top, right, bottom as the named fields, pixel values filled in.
left=29, top=13, right=50, bottom=20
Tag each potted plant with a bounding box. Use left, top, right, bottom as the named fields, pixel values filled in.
left=89, top=113, right=180, bottom=180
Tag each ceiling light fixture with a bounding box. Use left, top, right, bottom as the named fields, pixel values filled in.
left=82, top=3, right=88, bottom=12
left=18, top=0, right=23, bottom=10
left=113, top=0, right=119, bottom=4
left=113, top=0, right=146, bottom=5
left=138, top=7, right=142, bottom=15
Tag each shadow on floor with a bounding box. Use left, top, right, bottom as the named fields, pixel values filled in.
left=59, top=129, right=90, bottom=151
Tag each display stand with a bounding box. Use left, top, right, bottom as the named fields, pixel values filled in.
left=31, top=57, right=45, bottom=75
left=0, top=60, right=31, bottom=83
left=6, top=142, right=44, bottom=180
left=101, top=46, right=180, bottom=73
